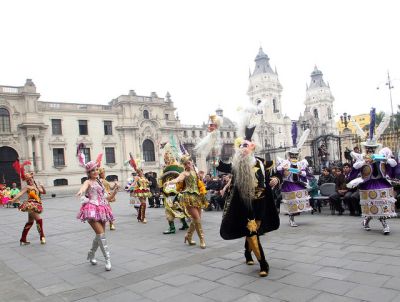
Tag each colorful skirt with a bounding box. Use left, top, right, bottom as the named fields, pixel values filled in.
left=165, top=196, right=188, bottom=220
left=179, top=192, right=208, bottom=209
left=19, top=198, right=43, bottom=213
left=77, top=203, right=114, bottom=222
left=281, top=181, right=312, bottom=214
left=359, top=179, right=397, bottom=218
left=133, top=189, right=152, bottom=198
left=1, top=196, right=11, bottom=205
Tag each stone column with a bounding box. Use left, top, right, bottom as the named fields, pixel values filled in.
left=34, top=136, right=42, bottom=172
left=27, top=135, right=33, bottom=172
left=39, top=135, right=46, bottom=171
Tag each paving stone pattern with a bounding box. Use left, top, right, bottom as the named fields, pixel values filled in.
left=0, top=194, right=400, bottom=301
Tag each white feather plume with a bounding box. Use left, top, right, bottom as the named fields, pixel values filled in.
left=236, top=103, right=263, bottom=138
left=350, top=151, right=363, bottom=162
left=375, top=114, right=390, bottom=140
left=351, top=120, right=366, bottom=139
left=297, top=129, right=310, bottom=150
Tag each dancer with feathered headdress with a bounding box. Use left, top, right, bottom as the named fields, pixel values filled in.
left=125, top=152, right=151, bottom=223
left=76, top=143, right=117, bottom=271
left=159, top=141, right=190, bottom=234
left=164, top=152, right=208, bottom=249
left=277, top=122, right=312, bottom=227
left=216, top=119, right=280, bottom=277
left=10, top=160, right=47, bottom=245
left=350, top=108, right=397, bottom=234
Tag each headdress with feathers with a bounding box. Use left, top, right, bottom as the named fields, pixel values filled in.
left=236, top=102, right=263, bottom=139
left=12, top=160, right=32, bottom=181
left=77, top=143, right=102, bottom=172
left=194, top=113, right=223, bottom=157
left=352, top=108, right=390, bottom=149
left=288, top=122, right=310, bottom=155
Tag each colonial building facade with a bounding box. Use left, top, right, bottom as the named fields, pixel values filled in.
left=0, top=48, right=339, bottom=192
left=0, top=80, right=238, bottom=194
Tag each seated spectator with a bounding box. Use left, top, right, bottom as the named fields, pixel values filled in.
left=308, top=178, right=320, bottom=213
left=206, top=176, right=223, bottom=211
left=342, top=163, right=361, bottom=216
left=318, top=167, right=335, bottom=186
left=328, top=167, right=346, bottom=215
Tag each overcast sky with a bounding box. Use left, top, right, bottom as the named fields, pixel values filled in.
left=1, top=0, right=399, bottom=125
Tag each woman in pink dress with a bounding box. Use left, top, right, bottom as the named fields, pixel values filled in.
left=76, top=145, right=118, bottom=271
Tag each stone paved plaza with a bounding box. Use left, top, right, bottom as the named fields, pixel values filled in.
left=1, top=194, right=400, bottom=302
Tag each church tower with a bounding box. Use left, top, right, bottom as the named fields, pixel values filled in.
left=247, top=47, right=291, bottom=156
left=303, top=66, right=337, bottom=137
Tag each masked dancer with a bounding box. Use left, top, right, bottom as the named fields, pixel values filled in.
left=277, top=123, right=312, bottom=227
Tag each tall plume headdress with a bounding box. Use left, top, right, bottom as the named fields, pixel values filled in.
left=288, top=122, right=309, bottom=155
left=12, top=160, right=32, bottom=181
left=355, top=107, right=390, bottom=149
left=194, top=113, right=223, bottom=157
left=77, top=143, right=103, bottom=172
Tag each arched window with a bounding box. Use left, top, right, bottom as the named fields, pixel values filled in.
left=143, top=110, right=149, bottom=119
left=313, top=109, right=319, bottom=119
left=0, top=108, right=11, bottom=133
left=54, top=179, right=68, bottom=186
left=143, top=139, right=155, bottom=162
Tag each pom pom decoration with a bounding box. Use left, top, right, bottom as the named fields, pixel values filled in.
left=197, top=179, right=207, bottom=196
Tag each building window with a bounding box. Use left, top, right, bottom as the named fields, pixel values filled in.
left=106, top=175, right=118, bottom=182
left=105, top=147, right=116, bottom=164
left=53, top=148, right=65, bottom=166
left=313, top=109, right=319, bottom=119
left=0, top=108, right=11, bottom=133
left=220, top=132, right=224, bottom=138
left=200, top=131, right=203, bottom=137
left=328, top=107, right=332, bottom=119
left=143, top=110, right=149, bottom=119
left=233, top=132, right=237, bottom=138
left=104, top=121, right=113, bottom=135
left=143, top=139, right=155, bottom=162
left=273, top=99, right=279, bottom=113
left=192, top=130, right=196, bottom=137
left=227, top=132, right=230, bottom=138
left=51, top=119, right=62, bottom=135
left=54, top=179, right=68, bottom=186
left=165, top=113, right=169, bottom=120
left=183, top=131, right=187, bottom=138
left=78, top=120, right=88, bottom=135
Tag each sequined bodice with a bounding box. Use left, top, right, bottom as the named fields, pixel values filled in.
left=86, top=180, right=107, bottom=206
left=183, top=172, right=199, bottom=194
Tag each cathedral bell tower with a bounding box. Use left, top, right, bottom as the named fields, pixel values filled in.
left=247, top=47, right=291, bottom=154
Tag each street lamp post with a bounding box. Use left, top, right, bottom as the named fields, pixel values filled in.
left=340, top=112, right=351, bottom=131
left=377, top=71, right=396, bottom=130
